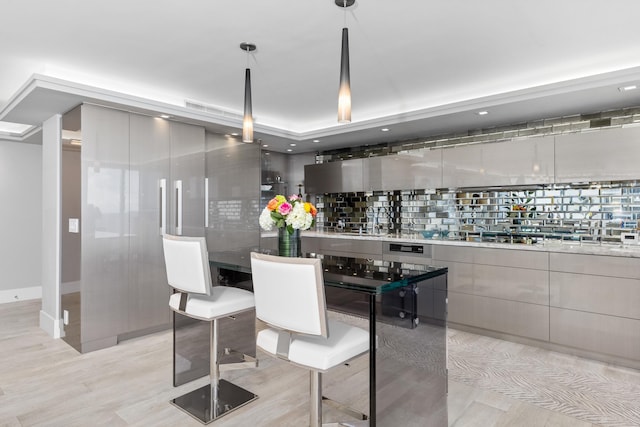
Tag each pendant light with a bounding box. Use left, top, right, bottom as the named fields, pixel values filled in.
left=336, top=0, right=355, bottom=123
left=240, top=42, right=256, bottom=143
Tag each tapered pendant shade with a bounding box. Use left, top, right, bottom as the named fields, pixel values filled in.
left=243, top=68, right=253, bottom=143
left=240, top=42, right=256, bottom=143
left=338, top=27, right=351, bottom=123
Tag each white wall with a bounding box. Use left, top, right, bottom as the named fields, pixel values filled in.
left=40, top=115, right=63, bottom=338
left=0, top=139, right=42, bottom=303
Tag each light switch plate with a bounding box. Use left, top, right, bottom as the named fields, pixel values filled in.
left=68, top=218, right=79, bottom=233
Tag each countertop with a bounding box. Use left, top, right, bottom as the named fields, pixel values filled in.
left=291, top=230, right=640, bottom=258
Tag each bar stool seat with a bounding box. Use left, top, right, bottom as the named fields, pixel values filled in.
left=257, top=319, right=368, bottom=371
left=163, top=234, right=258, bottom=424
left=169, top=287, right=255, bottom=321
left=250, top=252, right=369, bottom=427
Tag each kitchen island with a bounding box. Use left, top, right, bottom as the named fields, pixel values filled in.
left=176, top=249, right=449, bottom=426
left=287, top=231, right=640, bottom=370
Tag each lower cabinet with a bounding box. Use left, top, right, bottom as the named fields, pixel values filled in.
left=448, top=292, right=549, bottom=341
left=433, top=246, right=550, bottom=341
left=303, top=236, right=383, bottom=257
left=549, top=253, right=640, bottom=363
left=434, top=244, right=640, bottom=367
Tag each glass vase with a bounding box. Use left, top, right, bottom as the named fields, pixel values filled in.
left=278, top=228, right=301, bottom=257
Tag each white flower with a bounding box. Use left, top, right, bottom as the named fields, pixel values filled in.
left=285, top=203, right=313, bottom=230
left=259, top=207, right=276, bottom=231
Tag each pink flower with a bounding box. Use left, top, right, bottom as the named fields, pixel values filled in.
left=278, top=202, right=292, bottom=215
left=289, top=194, right=299, bottom=201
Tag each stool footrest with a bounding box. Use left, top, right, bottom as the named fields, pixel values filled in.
left=219, top=356, right=258, bottom=372
left=171, top=379, right=258, bottom=424
left=322, top=395, right=368, bottom=421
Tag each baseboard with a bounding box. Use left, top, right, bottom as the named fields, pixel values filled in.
left=39, top=309, right=64, bottom=339
left=0, top=286, right=42, bottom=304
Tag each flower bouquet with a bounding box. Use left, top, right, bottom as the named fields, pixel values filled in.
left=259, top=194, right=317, bottom=234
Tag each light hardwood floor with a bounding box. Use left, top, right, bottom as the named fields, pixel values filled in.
left=1, top=300, right=638, bottom=426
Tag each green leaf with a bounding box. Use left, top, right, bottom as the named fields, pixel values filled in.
left=287, top=225, right=294, bottom=234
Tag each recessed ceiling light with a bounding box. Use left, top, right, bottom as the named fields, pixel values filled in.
left=231, top=132, right=239, bottom=136
left=313, top=139, right=320, bottom=143
left=159, top=114, right=171, bottom=119
left=381, top=128, right=390, bottom=132
left=286, top=149, right=293, bottom=152
left=477, top=111, right=489, bottom=116
left=290, top=143, right=297, bottom=147
left=619, top=85, right=637, bottom=92
left=262, top=144, right=269, bottom=148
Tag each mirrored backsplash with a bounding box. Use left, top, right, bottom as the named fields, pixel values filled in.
left=314, top=181, right=640, bottom=244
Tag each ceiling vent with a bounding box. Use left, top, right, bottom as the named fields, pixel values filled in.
left=184, top=99, right=243, bottom=121
left=589, top=118, right=612, bottom=128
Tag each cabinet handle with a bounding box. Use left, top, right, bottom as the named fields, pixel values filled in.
left=204, top=177, right=209, bottom=228
left=159, top=179, right=167, bottom=236
left=175, top=180, right=183, bottom=235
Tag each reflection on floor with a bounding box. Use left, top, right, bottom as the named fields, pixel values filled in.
left=1, top=299, right=639, bottom=426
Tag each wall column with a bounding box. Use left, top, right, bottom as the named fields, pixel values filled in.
left=40, top=114, right=63, bottom=338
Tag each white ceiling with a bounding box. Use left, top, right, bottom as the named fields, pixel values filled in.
left=2, top=0, right=640, bottom=152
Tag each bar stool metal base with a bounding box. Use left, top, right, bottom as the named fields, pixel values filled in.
left=170, top=379, right=258, bottom=424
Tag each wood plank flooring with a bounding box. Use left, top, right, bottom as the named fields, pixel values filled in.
left=1, top=300, right=638, bottom=426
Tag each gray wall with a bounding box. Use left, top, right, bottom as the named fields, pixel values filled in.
left=0, top=138, right=42, bottom=300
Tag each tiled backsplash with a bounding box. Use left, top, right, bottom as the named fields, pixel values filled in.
left=314, top=181, right=640, bottom=244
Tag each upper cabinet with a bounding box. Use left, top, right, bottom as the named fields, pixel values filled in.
left=305, top=158, right=364, bottom=194
left=366, top=148, right=442, bottom=191
left=442, top=135, right=554, bottom=188
left=305, top=149, right=441, bottom=194
left=554, top=126, right=640, bottom=183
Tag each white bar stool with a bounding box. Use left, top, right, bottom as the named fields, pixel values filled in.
left=250, top=252, right=369, bottom=427
left=163, top=235, right=258, bottom=424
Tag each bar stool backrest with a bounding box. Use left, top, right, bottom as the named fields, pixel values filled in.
left=163, top=234, right=212, bottom=296
left=250, top=252, right=328, bottom=338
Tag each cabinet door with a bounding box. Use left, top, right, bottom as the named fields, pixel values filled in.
left=128, top=114, right=172, bottom=332
left=170, top=122, right=205, bottom=237
left=367, top=148, right=442, bottom=191
left=442, top=136, right=554, bottom=188
left=555, top=126, right=640, bottom=183
left=81, top=104, right=130, bottom=349
left=304, top=158, right=364, bottom=193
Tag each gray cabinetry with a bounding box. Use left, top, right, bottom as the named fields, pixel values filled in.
left=442, top=136, right=554, bottom=188
left=77, top=105, right=205, bottom=352
left=169, top=122, right=205, bottom=238
left=554, top=126, right=640, bottom=183
left=206, top=133, right=260, bottom=254
left=81, top=104, right=131, bottom=350
left=128, top=114, right=172, bottom=333
left=549, top=252, right=640, bottom=361
left=366, top=148, right=442, bottom=191
left=303, top=236, right=382, bottom=257
left=304, top=158, right=364, bottom=194
left=433, top=245, right=550, bottom=341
